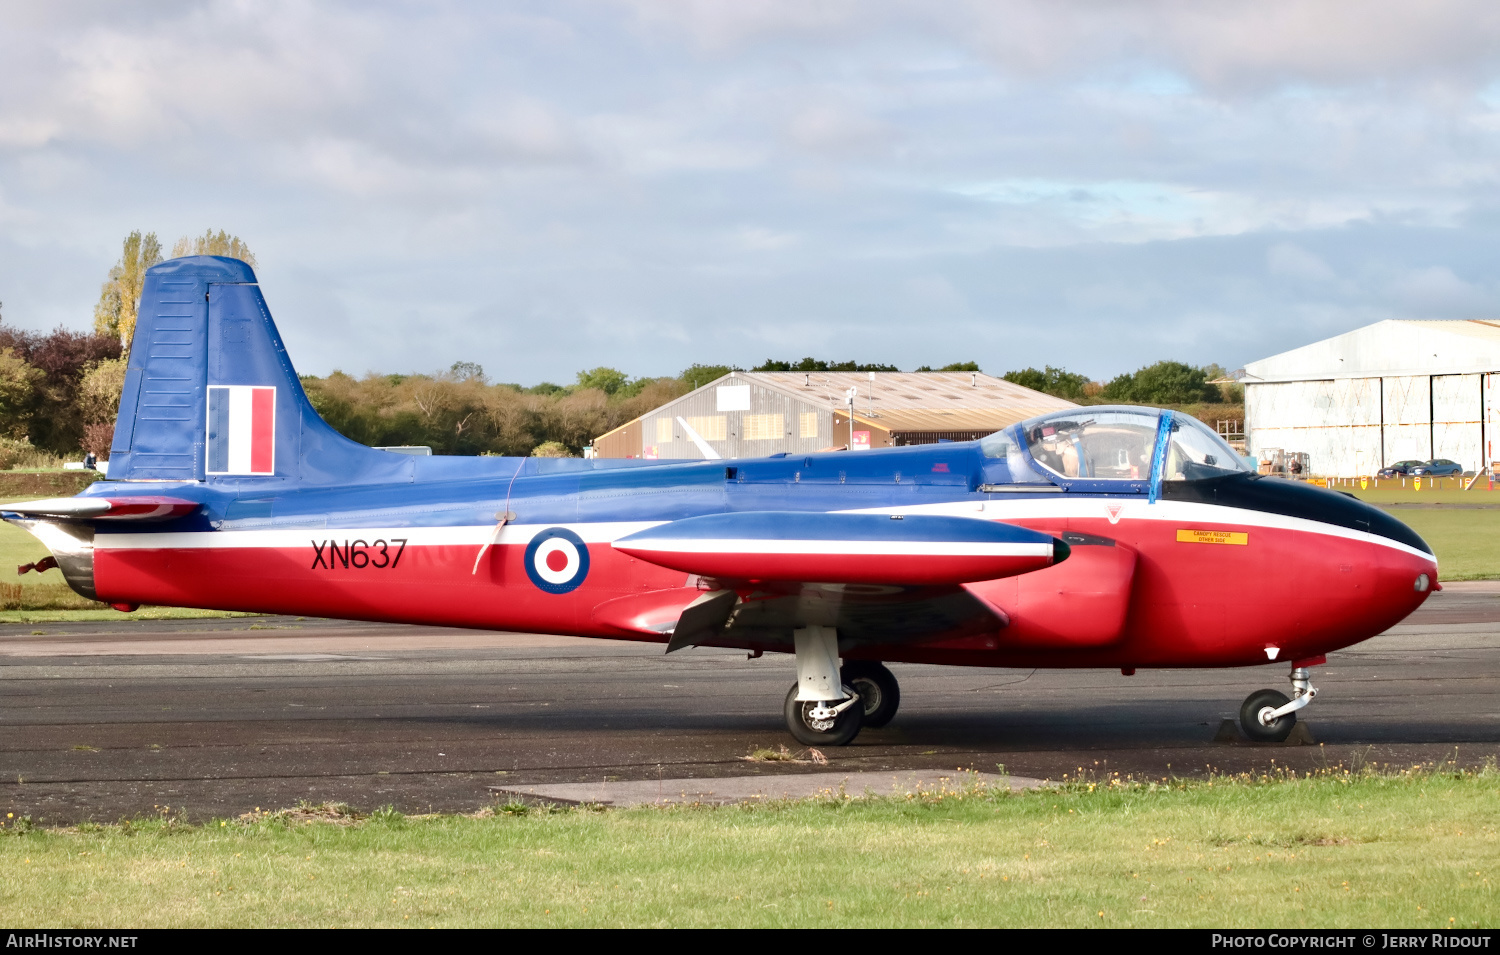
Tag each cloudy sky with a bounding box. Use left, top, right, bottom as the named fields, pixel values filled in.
left=4, top=1, right=1500, bottom=385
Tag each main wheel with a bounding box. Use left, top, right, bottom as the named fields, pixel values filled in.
left=784, top=684, right=863, bottom=746
left=1239, top=688, right=1295, bottom=743
left=842, top=661, right=900, bottom=728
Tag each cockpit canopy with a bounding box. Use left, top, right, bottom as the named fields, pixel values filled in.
left=980, top=406, right=1250, bottom=485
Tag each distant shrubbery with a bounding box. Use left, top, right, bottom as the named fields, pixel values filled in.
left=300, top=363, right=692, bottom=456
left=1005, top=361, right=1242, bottom=405
left=0, top=312, right=122, bottom=464
left=0, top=326, right=1246, bottom=461
left=1002, top=366, right=1093, bottom=401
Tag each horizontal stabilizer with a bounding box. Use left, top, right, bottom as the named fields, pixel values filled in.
left=1, top=496, right=200, bottom=522
left=613, top=511, right=1065, bottom=586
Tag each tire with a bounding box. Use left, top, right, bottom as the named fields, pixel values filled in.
left=1239, top=688, right=1295, bottom=743
left=842, top=661, right=900, bottom=729
left=784, top=683, right=863, bottom=746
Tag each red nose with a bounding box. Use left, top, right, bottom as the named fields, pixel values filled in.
left=1302, top=545, right=1438, bottom=659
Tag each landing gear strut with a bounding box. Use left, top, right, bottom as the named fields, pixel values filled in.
left=783, top=626, right=863, bottom=746
left=1239, top=665, right=1318, bottom=743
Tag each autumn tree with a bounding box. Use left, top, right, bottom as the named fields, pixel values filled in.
left=0, top=323, right=120, bottom=454
left=0, top=348, right=44, bottom=441
left=93, top=231, right=163, bottom=347
left=78, top=357, right=129, bottom=457
left=171, top=229, right=257, bottom=266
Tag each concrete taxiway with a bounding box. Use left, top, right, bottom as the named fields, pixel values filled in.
left=2, top=585, right=1498, bottom=824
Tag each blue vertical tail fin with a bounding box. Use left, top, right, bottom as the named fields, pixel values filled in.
left=107, top=255, right=410, bottom=486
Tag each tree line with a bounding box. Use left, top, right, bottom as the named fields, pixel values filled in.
left=302, top=358, right=1241, bottom=457
left=0, top=328, right=1242, bottom=463
left=1002, top=361, right=1243, bottom=405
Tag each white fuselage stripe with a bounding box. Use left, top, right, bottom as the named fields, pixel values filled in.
left=614, top=539, right=1054, bottom=557
left=93, top=521, right=665, bottom=550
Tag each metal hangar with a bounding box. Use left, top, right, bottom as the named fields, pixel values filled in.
left=1244, top=319, right=1500, bottom=477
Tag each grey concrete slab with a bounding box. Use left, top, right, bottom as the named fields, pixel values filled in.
left=491, top=770, right=1043, bottom=807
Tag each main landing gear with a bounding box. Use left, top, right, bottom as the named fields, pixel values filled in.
left=783, top=627, right=901, bottom=746
left=843, top=660, right=901, bottom=729
left=1239, top=665, right=1319, bottom=743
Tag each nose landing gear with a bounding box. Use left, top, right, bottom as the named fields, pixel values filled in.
left=1239, top=664, right=1319, bottom=743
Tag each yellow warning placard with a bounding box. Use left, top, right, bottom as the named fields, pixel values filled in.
left=1176, top=529, right=1248, bottom=546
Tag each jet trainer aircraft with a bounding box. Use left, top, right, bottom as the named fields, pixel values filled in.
left=5, top=257, right=1438, bottom=745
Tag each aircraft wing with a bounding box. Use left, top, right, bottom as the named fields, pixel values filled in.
left=0, top=496, right=200, bottom=522
left=591, top=578, right=1008, bottom=653
left=606, top=511, right=1068, bottom=652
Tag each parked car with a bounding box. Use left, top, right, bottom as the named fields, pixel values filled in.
left=1410, top=459, right=1464, bottom=477
left=1376, top=460, right=1425, bottom=478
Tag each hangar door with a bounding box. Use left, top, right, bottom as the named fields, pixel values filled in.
left=1247, top=378, right=1380, bottom=476
left=1487, top=374, right=1500, bottom=471
left=1382, top=376, right=1431, bottom=466
left=1432, top=374, right=1482, bottom=472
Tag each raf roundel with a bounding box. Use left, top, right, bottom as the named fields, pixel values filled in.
left=524, top=528, right=590, bottom=594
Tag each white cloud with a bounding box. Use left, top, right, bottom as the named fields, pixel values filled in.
left=734, top=227, right=799, bottom=251
left=1267, top=243, right=1336, bottom=282
left=1388, top=265, right=1494, bottom=315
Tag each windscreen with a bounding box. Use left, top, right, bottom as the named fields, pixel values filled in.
left=1162, top=414, right=1252, bottom=481
left=1021, top=409, right=1159, bottom=480
left=1009, top=407, right=1251, bottom=483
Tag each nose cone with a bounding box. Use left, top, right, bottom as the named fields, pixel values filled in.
left=1052, top=537, right=1071, bottom=565
left=1364, top=544, right=1439, bottom=634
left=1320, top=496, right=1438, bottom=643
left=1163, top=474, right=1438, bottom=652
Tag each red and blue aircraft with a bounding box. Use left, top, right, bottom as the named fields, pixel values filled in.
left=5, top=256, right=1438, bottom=745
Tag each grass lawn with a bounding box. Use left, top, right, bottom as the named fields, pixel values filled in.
left=1351, top=486, right=1500, bottom=506
left=0, top=770, right=1495, bottom=928
left=1376, top=508, right=1500, bottom=581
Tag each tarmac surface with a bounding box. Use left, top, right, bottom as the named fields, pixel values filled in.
left=2, top=583, right=1498, bottom=824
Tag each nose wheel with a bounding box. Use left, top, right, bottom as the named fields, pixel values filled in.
left=1239, top=688, right=1295, bottom=742
left=1239, top=665, right=1318, bottom=743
